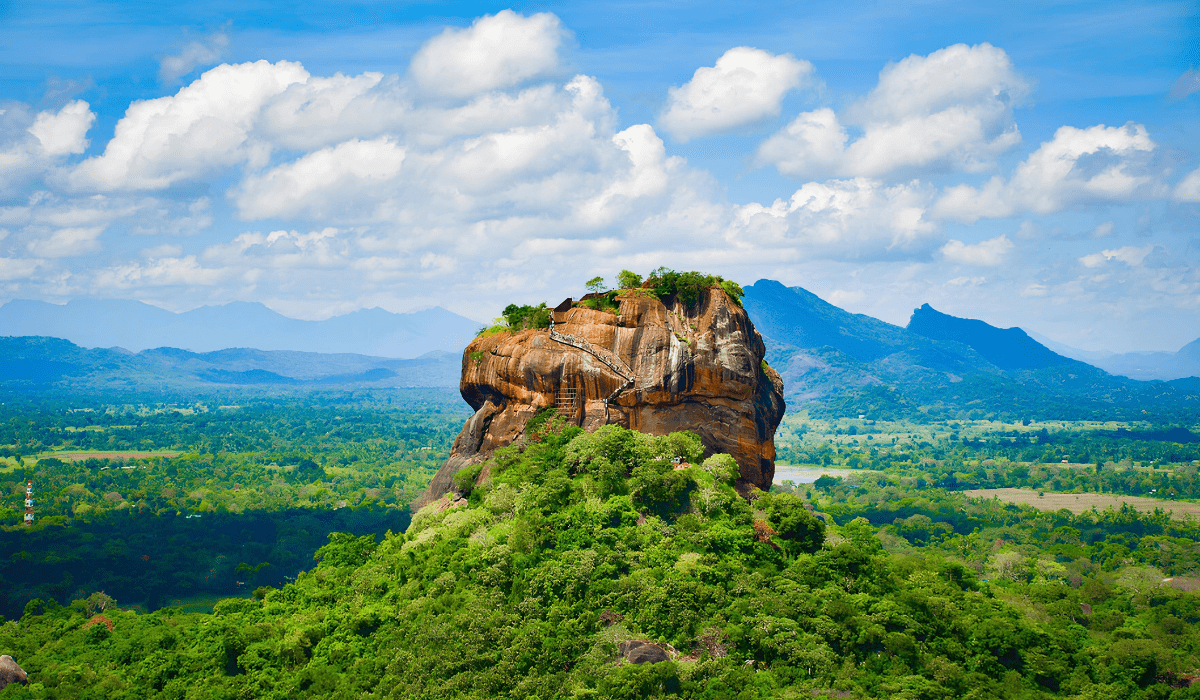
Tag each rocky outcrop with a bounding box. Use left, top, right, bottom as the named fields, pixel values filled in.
left=0, top=655, right=27, bottom=689
left=420, top=287, right=785, bottom=504
left=619, top=640, right=671, bottom=665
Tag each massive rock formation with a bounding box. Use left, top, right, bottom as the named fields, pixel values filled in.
left=421, top=286, right=785, bottom=504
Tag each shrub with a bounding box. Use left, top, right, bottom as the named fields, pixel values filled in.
left=503, top=303, right=551, bottom=330
left=576, top=291, right=620, bottom=314
left=643, top=268, right=744, bottom=306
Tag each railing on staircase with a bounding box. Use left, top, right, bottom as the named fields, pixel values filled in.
left=549, top=314, right=635, bottom=406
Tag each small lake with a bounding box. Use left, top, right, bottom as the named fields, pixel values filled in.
left=773, top=465, right=880, bottom=484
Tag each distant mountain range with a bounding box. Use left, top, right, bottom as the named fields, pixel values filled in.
left=742, top=279, right=1198, bottom=421
left=0, top=298, right=482, bottom=358
left=1024, top=330, right=1200, bottom=382
left=3, top=284, right=1198, bottom=421
left=0, top=336, right=461, bottom=392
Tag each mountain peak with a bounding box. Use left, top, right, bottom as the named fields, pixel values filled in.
left=742, top=280, right=912, bottom=363
left=907, top=304, right=1074, bottom=371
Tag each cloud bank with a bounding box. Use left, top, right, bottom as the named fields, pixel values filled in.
left=756, top=43, right=1029, bottom=178
left=0, top=11, right=1194, bottom=352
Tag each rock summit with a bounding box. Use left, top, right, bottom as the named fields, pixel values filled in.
left=422, top=285, right=785, bottom=503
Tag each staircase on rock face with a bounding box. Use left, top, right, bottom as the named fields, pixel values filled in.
left=549, top=316, right=635, bottom=404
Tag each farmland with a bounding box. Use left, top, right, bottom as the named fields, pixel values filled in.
left=965, top=487, right=1200, bottom=519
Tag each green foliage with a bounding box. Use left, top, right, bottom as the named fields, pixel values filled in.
left=477, top=303, right=553, bottom=336
left=576, top=291, right=621, bottom=314
left=452, top=462, right=484, bottom=498
left=589, top=267, right=746, bottom=307
left=719, top=279, right=744, bottom=306
left=646, top=268, right=718, bottom=304
left=617, top=269, right=642, bottom=289
left=0, top=394, right=462, bottom=618
left=291, top=457, right=326, bottom=483
left=313, top=532, right=377, bottom=568
left=585, top=276, right=608, bottom=294
left=502, top=302, right=551, bottom=331
left=759, top=491, right=825, bottom=553
left=13, top=409, right=1200, bottom=698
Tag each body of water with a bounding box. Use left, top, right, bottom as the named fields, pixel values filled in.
left=773, top=465, right=880, bottom=484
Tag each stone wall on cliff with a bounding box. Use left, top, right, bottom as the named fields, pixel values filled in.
left=419, top=286, right=785, bottom=505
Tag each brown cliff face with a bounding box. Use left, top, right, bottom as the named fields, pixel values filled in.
left=420, top=287, right=785, bottom=505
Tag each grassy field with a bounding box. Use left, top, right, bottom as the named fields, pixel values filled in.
left=775, top=413, right=1182, bottom=451
left=38, top=450, right=181, bottom=461
left=965, top=488, right=1200, bottom=519
left=0, top=451, right=182, bottom=471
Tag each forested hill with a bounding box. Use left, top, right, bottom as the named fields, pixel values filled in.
left=742, top=280, right=1200, bottom=422
left=10, top=420, right=1200, bottom=698
left=0, top=336, right=460, bottom=391
left=907, top=302, right=1081, bottom=371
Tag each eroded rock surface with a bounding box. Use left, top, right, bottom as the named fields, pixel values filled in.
left=0, top=655, right=28, bottom=689
left=619, top=640, right=671, bottom=665
left=420, top=287, right=785, bottom=505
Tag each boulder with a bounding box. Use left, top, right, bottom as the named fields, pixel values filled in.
left=420, top=287, right=784, bottom=505
left=0, top=655, right=27, bottom=689
left=619, top=640, right=671, bottom=665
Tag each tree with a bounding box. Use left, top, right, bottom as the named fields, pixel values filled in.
left=617, top=270, right=642, bottom=289
left=813, top=474, right=839, bottom=492
left=295, top=458, right=325, bottom=483
left=585, top=276, right=608, bottom=295
left=762, top=492, right=825, bottom=553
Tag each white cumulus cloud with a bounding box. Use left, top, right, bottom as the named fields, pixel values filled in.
left=0, top=102, right=97, bottom=195
left=935, top=122, right=1157, bottom=222
left=941, top=234, right=1013, bottom=266
left=408, top=10, right=567, bottom=99
left=257, top=72, right=402, bottom=151
left=1079, top=245, right=1154, bottom=268
left=28, top=100, right=95, bottom=156
left=234, top=138, right=406, bottom=221
left=756, top=43, right=1028, bottom=178
left=68, top=60, right=310, bottom=191
left=659, top=47, right=813, bottom=142
left=732, top=177, right=937, bottom=258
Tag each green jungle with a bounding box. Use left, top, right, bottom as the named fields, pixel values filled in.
left=3, top=385, right=1200, bottom=698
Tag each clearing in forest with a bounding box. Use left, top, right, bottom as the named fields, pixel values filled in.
left=38, top=451, right=181, bottom=461
left=966, top=487, right=1200, bottom=519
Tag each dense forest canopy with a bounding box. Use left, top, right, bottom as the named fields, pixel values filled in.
left=5, top=411, right=1200, bottom=698
left=0, top=391, right=468, bottom=619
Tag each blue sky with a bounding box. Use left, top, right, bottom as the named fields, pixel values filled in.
left=0, top=0, right=1197, bottom=353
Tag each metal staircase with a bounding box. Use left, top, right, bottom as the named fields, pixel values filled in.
left=549, top=316, right=635, bottom=404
